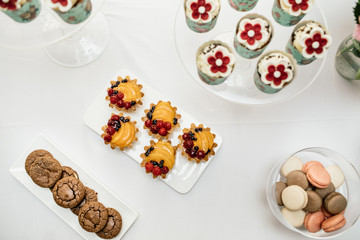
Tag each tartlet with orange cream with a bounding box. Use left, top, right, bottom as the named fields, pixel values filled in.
left=140, top=140, right=177, bottom=178
left=101, top=113, right=138, bottom=150
left=142, top=101, right=181, bottom=139
left=178, top=123, right=217, bottom=163
left=105, top=75, right=144, bottom=111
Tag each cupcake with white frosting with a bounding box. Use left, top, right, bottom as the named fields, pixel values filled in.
left=254, top=51, right=297, bottom=94
left=234, top=14, right=273, bottom=59
left=46, top=0, right=92, bottom=24
left=184, top=0, right=221, bottom=33
left=196, top=40, right=236, bottom=85
left=286, top=21, right=332, bottom=65
left=272, top=0, right=314, bottom=26
left=0, top=0, right=41, bottom=23
left=228, top=0, right=258, bottom=12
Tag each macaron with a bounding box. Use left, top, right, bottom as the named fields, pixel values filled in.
left=321, top=213, right=346, bottom=232
left=315, top=182, right=335, bottom=199
left=286, top=170, right=309, bottom=190
left=304, top=211, right=325, bottom=233
left=276, top=182, right=287, bottom=206
left=321, top=206, right=333, bottom=218
left=326, top=165, right=345, bottom=189
left=281, top=156, right=304, bottom=177
left=324, top=192, right=347, bottom=215
left=306, top=164, right=331, bottom=188
left=281, top=208, right=306, bottom=228
left=302, top=161, right=324, bottom=173
left=281, top=185, right=308, bottom=211
left=304, top=190, right=322, bottom=213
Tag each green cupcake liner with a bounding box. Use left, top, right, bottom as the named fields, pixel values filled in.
left=197, top=68, right=228, bottom=85
left=272, top=0, right=304, bottom=27
left=54, top=0, right=92, bottom=24
left=2, top=0, right=41, bottom=23
left=254, top=70, right=281, bottom=94
left=228, top=0, right=258, bottom=12
left=285, top=40, right=315, bottom=65
left=185, top=15, right=218, bottom=33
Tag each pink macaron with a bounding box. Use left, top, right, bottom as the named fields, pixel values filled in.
left=306, top=164, right=331, bottom=188
left=302, top=161, right=324, bottom=173
left=304, top=211, right=325, bottom=233
left=321, top=214, right=346, bottom=232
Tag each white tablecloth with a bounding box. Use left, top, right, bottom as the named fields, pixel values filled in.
left=1, top=0, right=360, bottom=239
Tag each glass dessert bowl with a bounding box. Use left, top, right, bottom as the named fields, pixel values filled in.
left=266, top=147, right=360, bottom=238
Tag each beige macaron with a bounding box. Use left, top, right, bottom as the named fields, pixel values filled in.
left=281, top=185, right=308, bottom=211
left=281, top=156, right=304, bottom=177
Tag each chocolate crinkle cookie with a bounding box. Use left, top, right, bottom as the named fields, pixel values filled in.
left=61, top=166, right=79, bottom=179
left=71, top=187, right=98, bottom=215
left=25, top=149, right=54, bottom=175
left=29, top=157, right=62, bottom=188
left=78, top=202, right=108, bottom=232
left=52, top=177, right=85, bottom=208
left=96, top=208, right=123, bottom=239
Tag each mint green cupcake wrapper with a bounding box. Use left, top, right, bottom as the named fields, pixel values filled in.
left=234, top=37, right=265, bottom=59
left=2, top=0, right=41, bottom=23
left=228, top=0, right=258, bottom=12
left=272, top=0, right=304, bottom=27
left=197, top=68, right=228, bottom=85
left=254, top=71, right=281, bottom=94
left=285, top=40, right=316, bottom=65
left=186, top=16, right=218, bottom=33
left=54, top=0, right=92, bottom=24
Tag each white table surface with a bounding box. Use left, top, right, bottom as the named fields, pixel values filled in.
left=1, top=0, right=360, bottom=239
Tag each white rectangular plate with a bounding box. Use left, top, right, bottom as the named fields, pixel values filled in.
left=83, top=69, right=223, bottom=194
left=9, top=134, right=138, bottom=240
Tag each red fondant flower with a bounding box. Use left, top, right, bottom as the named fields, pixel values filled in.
left=0, top=0, right=19, bottom=11
left=288, top=0, right=309, bottom=12
left=51, top=0, right=68, bottom=7
left=304, top=33, right=328, bottom=55
left=265, top=65, right=288, bottom=86
left=190, top=0, right=212, bottom=21
left=207, top=51, right=230, bottom=73
left=240, top=23, right=262, bottom=45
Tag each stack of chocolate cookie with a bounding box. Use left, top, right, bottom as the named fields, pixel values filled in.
left=25, top=149, right=123, bottom=239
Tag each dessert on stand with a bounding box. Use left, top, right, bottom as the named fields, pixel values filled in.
left=0, top=0, right=109, bottom=67
left=175, top=0, right=328, bottom=105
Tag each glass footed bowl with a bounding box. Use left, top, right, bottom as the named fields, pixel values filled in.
left=266, top=147, right=360, bottom=239
left=174, top=0, right=328, bottom=105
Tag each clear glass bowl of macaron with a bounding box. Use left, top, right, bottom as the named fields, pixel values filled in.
left=266, top=147, right=360, bottom=238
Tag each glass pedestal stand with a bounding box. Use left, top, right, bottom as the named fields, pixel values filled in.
left=0, top=0, right=108, bottom=67
left=42, top=12, right=109, bottom=67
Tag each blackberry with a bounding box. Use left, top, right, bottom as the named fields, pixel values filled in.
left=131, top=101, right=136, bottom=106
left=113, top=90, right=118, bottom=94
left=147, top=112, right=153, bottom=119
left=194, top=146, right=199, bottom=151
left=122, top=79, right=128, bottom=83
left=173, top=118, right=178, bottom=125
left=152, top=120, right=157, bottom=125
left=120, top=117, right=125, bottom=122
left=160, top=160, right=164, bottom=164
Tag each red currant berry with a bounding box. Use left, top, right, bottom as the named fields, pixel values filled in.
left=150, top=125, right=159, bottom=134
left=162, top=166, right=169, bottom=174
left=111, top=115, right=120, bottom=121
left=145, top=119, right=152, bottom=128
left=107, top=120, right=116, bottom=127
left=164, top=122, right=172, bottom=131
left=189, top=150, right=197, bottom=158
left=145, top=162, right=154, bottom=172
left=110, top=96, right=118, bottom=104
left=117, top=100, right=124, bottom=108
left=116, top=92, right=124, bottom=100
left=106, top=126, right=116, bottom=135
left=124, top=101, right=132, bottom=109
left=156, top=120, right=164, bottom=129
left=183, top=140, right=194, bottom=150
left=104, top=134, right=112, bottom=142
left=153, top=166, right=162, bottom=176
left=197, top=150, right=205, bottom=159
left=159, top=128, right=168, bottom=136
left=182, top=133, right=191, bottom=140
left=107, top=89, right=114, bottom=96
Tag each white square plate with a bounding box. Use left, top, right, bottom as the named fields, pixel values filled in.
left=83, top=69, right=223, bottom=194
left=9, top=134, right=138, bottom=240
